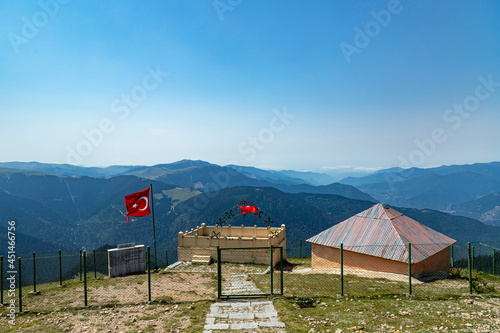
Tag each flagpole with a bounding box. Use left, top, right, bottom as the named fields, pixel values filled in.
left=150, top=183, right=158, bottom=270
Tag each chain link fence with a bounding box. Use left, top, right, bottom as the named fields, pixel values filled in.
left=217, top=246, right=284, bottom=299
left=282, top=240, right=499, bottom=300
left=1, top=247, right=217, bottom=313
left=1, top=241, right=498, bottom=313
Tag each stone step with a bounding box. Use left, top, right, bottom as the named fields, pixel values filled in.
left=192, top=255, right=212, bottom=265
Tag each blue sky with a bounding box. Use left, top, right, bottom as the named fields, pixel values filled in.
left=1, top=0, right=499, bottom=173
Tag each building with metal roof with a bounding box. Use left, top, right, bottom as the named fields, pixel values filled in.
left=306, top=203, right=456, bottom=275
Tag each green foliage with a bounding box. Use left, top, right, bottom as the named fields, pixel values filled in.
left=450, top=268, right=497, bottom=294
left=1, top=168, right=500, bottom=265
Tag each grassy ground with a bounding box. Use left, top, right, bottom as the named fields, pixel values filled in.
left=250, top=257, right=500, bottom=332
left=0, top=300, right=213, bottom=332
left=0, top=258, right=499, bottom=332
left=0, top=269, right=217, bottom=332
left=273, top=295, right=500, bottom=332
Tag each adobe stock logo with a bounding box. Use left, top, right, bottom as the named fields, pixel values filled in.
left=213, top=0, right=243, bottom=21
left=7, top=0, right=70, bottom=53
left=65, top=66, right=168, bottom=165
left=398, top=74, right=499, bottom=169
left=340, top=0, right=404, bottom=64
left=173, top=106, right=295, bottom=224
left=237, top=108, right=295, bottom=162
left=384, top=74, right=499, bottom=190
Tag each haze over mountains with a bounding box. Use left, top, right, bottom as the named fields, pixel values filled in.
left=450, top=193, right=500, bottom=227
left=0, top=160, right=372, bottom=201
left=338, top=162, right=500, bottom=225
left=1, top=160, right=499, bottom=255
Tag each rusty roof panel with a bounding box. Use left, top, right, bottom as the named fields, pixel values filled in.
left=306, top=204, right=456, bottom=264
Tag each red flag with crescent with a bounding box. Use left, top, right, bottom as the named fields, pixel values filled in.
left=240, top=205, right=259, bottom=214
left=124, top=188, right=151, bottom=222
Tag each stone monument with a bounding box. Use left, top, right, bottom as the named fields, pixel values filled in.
left=107, top=243, right=145, bottom=278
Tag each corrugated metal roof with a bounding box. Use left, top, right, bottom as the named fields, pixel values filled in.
left=306, top=203, right=456, bottom=264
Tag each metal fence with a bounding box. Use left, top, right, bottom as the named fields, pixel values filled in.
left=217, top=246, right=284, bottom=299
left=282, top=240, right=499, bottom=299
left=0, top=241, right=498, bottom=313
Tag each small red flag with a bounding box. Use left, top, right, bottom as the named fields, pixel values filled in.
left=240, top=206, right=258, bottom=214
left=124, top=188, right=151, bottom=222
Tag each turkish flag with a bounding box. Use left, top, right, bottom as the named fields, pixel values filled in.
left=124, top=188, right=151, bottom=222
left=240, top=206, right=259, bottom=214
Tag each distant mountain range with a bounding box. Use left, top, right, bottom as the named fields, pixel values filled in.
left=0, top=161, right=134, bottom=178
left=0, top=160, right=337, bottom=184
left=0, top=161, right=372, bottom=202
left=1, top=160, right=500, bottom=257
left=449, top=192, right=500, bottom=227
left=339, top=162, right=500, bottom=220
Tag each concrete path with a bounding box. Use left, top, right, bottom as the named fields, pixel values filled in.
left=223, top=273, right=262, bottom=295
left=203, top=273, right=285, bottom=332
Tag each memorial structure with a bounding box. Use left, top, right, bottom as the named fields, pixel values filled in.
left=178, top=223, right=286, bottom=265
left=107, top=243, right=145, bottom=278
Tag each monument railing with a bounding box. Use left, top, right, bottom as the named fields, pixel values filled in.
left=178, top=223, right=286, bottom=248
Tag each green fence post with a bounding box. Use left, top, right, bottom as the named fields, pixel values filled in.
left=83, top=251, right=87, bottom=306
left=1, top=256, right=3, bottom=305
left=299, top=240, right=302, bottom=258
left=18, top=257, right=22, bottom=312
left=468, top=242, right=472, bottom=294
left=472, top=246, right=475, bottom=271
left=147, top=246, right=151, bottom=302
left=79, top=249, right=82, bottom=281
left=493, top=249, right=496, bottom=275
left=217, top=246, right=221, bottom=299
left=280, top=247, right=284, bottom=296
left=59, top=250, right=63, bottom=287
left=270, top=245, right=274, bottom=296
left=165, top=249, right=169, bottom=267
left=32, top=252, right=37, bottom=294
left=408, top=243, right=412, bottom=296
left=340, top=243, right=344, bottom=297
left=450, top=244, right=454, bottom=268
left=93, top=250, right=96, bottom=279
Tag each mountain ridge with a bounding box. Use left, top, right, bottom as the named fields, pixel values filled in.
left=3, top=160, right=500, bottom=230
left=1, top=175, right=499, bottom=255
left=338, top=162, right=500, bottom=211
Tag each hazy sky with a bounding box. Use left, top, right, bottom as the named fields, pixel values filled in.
left=1, top=0, right=499, bottom=172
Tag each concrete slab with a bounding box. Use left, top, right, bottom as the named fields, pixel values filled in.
left=255, top=312, right=278, bottom=318
left=229, top=313, right=254, bottom=320
left=231, top=322, right=259, bottom=330
left=204, top=323, right=230, bottom=330
left=203, top=272, right=285, bottom=331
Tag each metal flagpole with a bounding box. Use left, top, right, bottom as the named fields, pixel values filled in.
left=150, top=184, right=158, bottom=270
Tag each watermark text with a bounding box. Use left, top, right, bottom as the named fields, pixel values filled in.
left=7, top=0, right=70, bottom=53
left=7, top=220, right=17, bottom=325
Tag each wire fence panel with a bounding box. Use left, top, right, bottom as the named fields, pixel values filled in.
left=152, top=246, right=217, bottom=303
left=341, top=245, right=409, bottom=298
left=14, top=252, right=84, bottom=312
left=1, top=241, right=499, bottom=313
left=285, top=239, right=312, bottom=259
left=83, top=247, right=217, bottom=307
left=219, top=247, right=276, bottom=298
left=282, top=242, right=499, bottom=300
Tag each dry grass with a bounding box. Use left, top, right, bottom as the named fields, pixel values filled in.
left=1, top=259, right=499, bottom=332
